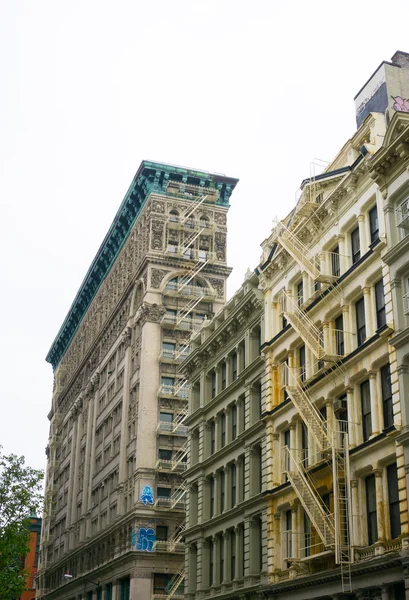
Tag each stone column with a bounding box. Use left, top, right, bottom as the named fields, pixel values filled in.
left=272, top=432, right=280, bottom=486
left=322, top=321, right=330, bottom=357
left=111, top=580, right=119, bottom=600
left=291, top=504, right=298, bottom=559
left=237, top=396, right=245, bottom=435
left=199, top=371, right=206, bottom=408
left=225, top=463, right=232, bottom=510
left=69, top=400, right=83, bottom=548
left=214, top=534, right=222, bottom=585
left=338, top=234, right=346, bottom=274
left=381, top=585, right=390, bottom=600
left=119, top=328, right=132, bottom=485
left=350, top=479, right=360, bottom=547
left=363, top=287, right=374, bottom=339
left=358, top=213, right=367, bottom=254
left=214, top=472, right=220, bottom=516
left=374, top=469, right=386, bottom=542
left=369, top=371, right=381, bottom=437
left=235, top=525, right=242, bottom=580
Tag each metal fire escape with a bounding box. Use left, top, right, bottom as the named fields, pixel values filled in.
left=162, top=193, right=217, bottom=598
left=273, top=190, right=353, bottom=592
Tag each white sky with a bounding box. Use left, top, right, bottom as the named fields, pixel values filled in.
left=1, top=0, right=408, bottom=471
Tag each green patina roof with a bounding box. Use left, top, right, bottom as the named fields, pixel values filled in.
left=46, top=160, right=239, bottom=370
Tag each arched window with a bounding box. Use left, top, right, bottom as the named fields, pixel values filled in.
left=169, top=210, right=179, bottom=222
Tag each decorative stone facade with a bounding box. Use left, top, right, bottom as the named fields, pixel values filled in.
left=37, top=161, right=238, bottom=600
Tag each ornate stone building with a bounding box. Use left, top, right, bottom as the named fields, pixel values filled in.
left=36, top=161, right=238, bottom=600
left=180, top=51, right=409, bottom=600
left=255, top=52, right=409, bottom=599
left=179, top=271, right=266, bottom=600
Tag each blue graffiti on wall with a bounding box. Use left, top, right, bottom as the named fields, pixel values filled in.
left=131, top=527, right=156, bottom=552
left=140, top=485, right=154, bottom=505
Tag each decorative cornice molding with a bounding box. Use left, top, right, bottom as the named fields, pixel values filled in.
left=46, top=161, right=238, bottom=370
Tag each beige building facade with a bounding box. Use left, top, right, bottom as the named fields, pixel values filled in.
left=36, top=161, right=238, bottom=600
left=180, top=51, right=409, bottom=600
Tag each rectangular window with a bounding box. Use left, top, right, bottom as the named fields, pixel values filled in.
left=221, top=413, right=226, bottom=447
left=159, top=412, right=173, bottom=423
left=230, top=530, right=236, bottom=581
left=220, top=471, right=225, bottom=512
left=387, top=463, right=401, bottom=539
left=231, top=463, right=237, bottom=507
left=351, top=227, right=361, bottom=264
left=153, top=574, right=172, bottom=595
left=375, top=279, right=386, bottom=329
left=366, top=474, right=378, bottom=545
left=331, top=246, right=340, bottom=277
left=162, top=342, right=175, bottom=358
left=156, top=525, right=168, bottom=541
left=210, top=421, right=216, bottom=454
left=232, top=353, right=237, bottom=381
left=297, top=280, right=304, bottom=306
left=369, top=205, right=379, bottom=243
left=220, top=535, right=224, bottom=584
left=356, top=297, right=366, bottom=346
left=209, top=539, right=214, bottom=586
left=221, top=363, right=227, bottom=390
left=301, top=422, right=308, bottom=467
left=159, top=449, right=172, bottom=461
left=361, top=380, right=372, bottom=441
left=335, top=314, right=344, bottom=356
left=161, top=377, right=174, bottom=394
left=299, top=345, right=306, bottom=382
left=304, top=512, right=311, bottom=558
left=157, top=487, right=171, bottom=498
left=210, top=477, right=215, bottom=517
left=211, top=371, right=216, bottom=398
left=105, top=584, right=113, bottom=600
left=381, top=364, right=393, bottom=429
left=231, top=405, right=237, bottom=440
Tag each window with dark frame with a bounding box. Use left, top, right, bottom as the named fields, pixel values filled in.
left=232, top=353, right=237, bottom=381
left=230, top=529, right=236, bottom=581
left=285, top=509, right=292, bottom=565
left=304, top=512, right=311, bottom=557
left=221, top=362, right=227, bottom=390
left=366, top=474, right=378, bottom=545
left=387, top=463, right=401, bottom=539
left=220, top=535, right=224, bottom=584
left=297, top=280, right=304, bottom=306
left=331, top=246, right=340, bottom=277
left=220, top=470, right=225, bottom=512
left=231, top=463, right=237, bottom=507
left=301, top=422, right=308, bottom=467
left=356, top=297, right=366, bottom=346
left=231, top=405, right=237, bottom=440
left=369, top=205, right=379, bottom=243
left=211, top=371, right=216, bottom=398
left=375, top=279, right=386, bottom=329
left=210, top=421, right=216, bottom=454
left=221, top=413, right=226, bottom=448
left=335, top=314, right=344, bottom=356
left=209, top=539, right=214, bottom=586
left=361, top=380, right=372, bottom=441
left=351, top=227, right=361, bottom=264
left=299, top=345, right=306, bottom=382
left=156, top=525, right=168, bottom=541
left=381, top=364, right=393, bottom=429
left=210, top=477, right=215, bottom=517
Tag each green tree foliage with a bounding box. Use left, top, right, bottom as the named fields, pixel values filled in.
left=0, top=447, right=44, bottom=600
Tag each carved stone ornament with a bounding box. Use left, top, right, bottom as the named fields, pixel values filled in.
left=152, top=200, right=165, bottom=213
left=151, top=220, right=165, bottom=250
left=209, top=278, right=224, bottom=299
left=136, top=302, right=166, bottom=326
left=121, top=326, right=132, bottom=348
left=214, top=212, right=227, bottom=226
left=151, top=268, right=168, bottom=289
left=215, top=231, right=226, bottom=260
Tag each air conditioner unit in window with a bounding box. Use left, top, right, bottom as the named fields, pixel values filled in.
left=333, top=399, right=347, bottom=414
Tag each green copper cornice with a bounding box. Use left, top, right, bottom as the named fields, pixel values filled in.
left=46, top=160, right=238, bottom=370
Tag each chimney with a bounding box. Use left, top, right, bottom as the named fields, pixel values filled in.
left=354, top=50, right=409, bottom=128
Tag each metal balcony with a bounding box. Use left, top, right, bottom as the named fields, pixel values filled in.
left=158, top=384, right=189, bottom=399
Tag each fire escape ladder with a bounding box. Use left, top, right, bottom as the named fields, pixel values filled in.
left=281, top=364, right=330, bottom=450
left=178, top=260, right=209, bottom=293
left=332, top=427, right=353, bottom=592
left=172, top=442, right=188, bottom=471
left=170, top=482, right=188, bottom=508
left=282, top=291, right=326, bottom=360
left=175, top=342, right=190, bottom=361
left=168, top=522, right=186, bottom=551
left=166, top=566, right=185, bottom=598
left=179, top=228, right=205, bottom=258
left=180, top=194, right=208, bottom=225
left=176, top=296, right=203, bottom=325
left=283, top=446, right=335, bottom=548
